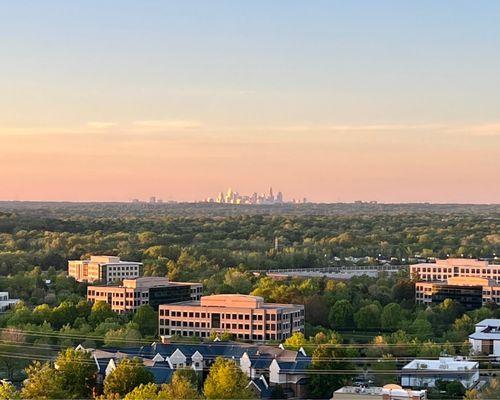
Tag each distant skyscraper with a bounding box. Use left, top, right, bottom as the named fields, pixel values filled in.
left=149, top=196, right=156, bottom=203
left=206, top=188, right=295, bottom=205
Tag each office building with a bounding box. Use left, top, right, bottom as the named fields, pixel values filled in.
left=332, top=385, right=427, bottom=400
left=416, top=276, right=500, bottom=309
left=401, top=357, right=479, bottom=389
left=410, top=258, right=498, bottom=282
left=469, top=319, right=500, bottom=358
left=159, top=294, right=305, bottom=341
left=87, top=277, right=202, bottom=313
left=68, top=255, right=142, bottom=284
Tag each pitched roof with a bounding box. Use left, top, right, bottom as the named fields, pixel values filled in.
left=148, top=362, right=174, bottom=384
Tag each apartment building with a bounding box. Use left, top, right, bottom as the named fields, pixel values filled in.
left=87, top=277, right=202, bottom=313
left=68, top=255, right=142, bottom=283
left=159, top=294, right=305, bottom=341
left=84, top=340, right=311, bottom=398
left=332, top=385, right=427, bottom=400
left=416, top=276, right=500, bottom=309
left=410, top=258, right=498, bottom=282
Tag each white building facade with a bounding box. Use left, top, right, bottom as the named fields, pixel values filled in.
left=68, top=255, right=142, bottom=284
left=469, top=319, right=500, bottom=358
left=401, top=357, right=479, bottom=389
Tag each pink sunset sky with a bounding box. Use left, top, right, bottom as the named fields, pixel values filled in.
left=2, top=121, right=499, bottom=203
left=1, top=1, right=499, bottom=203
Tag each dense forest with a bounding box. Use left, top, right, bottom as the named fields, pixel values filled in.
left=0, top=202, right=499, bottom=397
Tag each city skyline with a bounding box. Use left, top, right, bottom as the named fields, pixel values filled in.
left=1, top=1, right=499, bottom=203
left=205, top=187, right=295, bottom=205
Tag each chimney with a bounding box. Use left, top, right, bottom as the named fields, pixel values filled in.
left=161, top=335, right=172, bottom=345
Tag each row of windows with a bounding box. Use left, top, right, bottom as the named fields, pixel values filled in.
left=160, top=318, right=282, bottom=331
left=159, top=328, right=280, bottom=341
left=415, top=267, right=498, bottom=275
left=110, top=300, right=146, bottom=307
left=159, top=308, right=302, bottom=320
left=107, top=265, right=140, bottom=271
left=161, top=310, right=274, bottom=320
left=88, top=290, right=148, bottom=298
left=483, top=290, right=500, bottom=295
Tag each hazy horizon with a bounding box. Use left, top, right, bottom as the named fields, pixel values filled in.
left=2, top=1, right=499, bottom=203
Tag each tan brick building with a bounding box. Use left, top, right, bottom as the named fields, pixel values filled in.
left=68, top=255, right=142, bottom=284
left=87, top=277, right=202, bottom=313
left=416, top=276, right=500, bottom=309
left=159, top=294, right=304, bottom=341
left=410, top=258, right=498, bottom=283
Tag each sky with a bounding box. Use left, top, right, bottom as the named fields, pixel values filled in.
left=1, top=1, right=499, bottom=203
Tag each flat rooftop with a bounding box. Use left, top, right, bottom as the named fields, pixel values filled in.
left=403, top=357, right=478, bottom=371
left=70, top=255, right=142, bottom=264
left=470, top=319, right=500, bottom=340
left=412, top=258, right=491, bottom=267
left=475, top=319, right=500, bottom=328
left=162, top=294, right=302, bottom=310
left=334, top=385, right=426, bottom=397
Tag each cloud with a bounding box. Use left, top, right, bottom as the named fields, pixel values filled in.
left=266, top=123, right=445, bottom=133
left=461, top=123, right=500, bottom=137
left=133, top=120, right=202, bottom=131
left=86, top=121, right=117, bottom=129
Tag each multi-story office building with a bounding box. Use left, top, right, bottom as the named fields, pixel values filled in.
left=415, top=276, right=500, bottom=309
left=159, top=294, right=305, bottom=341
left=87, top=277, right=202, bottom=313
left=410, top=258, right=498, bottom=282
left=68, top=255, right=142, bottom=284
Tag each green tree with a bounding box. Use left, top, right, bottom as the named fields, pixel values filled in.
left=409, top=318, right=433, bottom=340
left=104, top=358, right=154, bottom=397
left=451, top=314, right=475, bottom=341
left=89, top=301, right=115, bottom=327
left=203, top=357, right=254, bottom=399
left=308, top=344, right=354, bottom=398
left=0, top=382, right=20, bottom=400
left=158, top=370, right=200, bottom=399
left=434, top=380, right=465, bottom=399
left=21, top=361, right=67, bottom=400
left=133, top=305, right=157, bottom=336
left=104, top=323, right=142, bottom=347
left=283, top=332, right=307, bottom=351
left=223, top=268, right=253, bottom=294
left=380, top=303, right=403, bottom=330
left=354, top=304, right=381, bottom=330
left=55, top=348, right=97, bottom=399
left=328, top=300, right=354, bottom=329
left=124, top=383, right=159, bottom=400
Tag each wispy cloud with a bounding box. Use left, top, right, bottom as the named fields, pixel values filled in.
left=87, top=121, right=117, bottom=129
left=455, top=123, right=500, bottom=137
left=133, top=120, right=202, bottom=131
left=2, top=121, right=500, bottom=139
left=266, top=123, right=446, bottom=133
